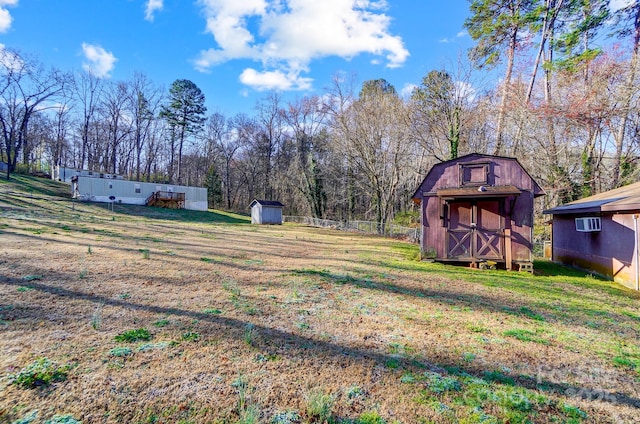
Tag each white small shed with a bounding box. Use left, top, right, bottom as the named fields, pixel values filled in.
left=250, top=199, right=284, bottom=225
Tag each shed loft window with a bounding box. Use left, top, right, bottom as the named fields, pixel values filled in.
left=460, top=163, right=489, bottom=186
left=575, top=217, right=601, bottom=232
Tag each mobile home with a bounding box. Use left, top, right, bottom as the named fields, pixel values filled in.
left=72, top=176, right=208, bottom=211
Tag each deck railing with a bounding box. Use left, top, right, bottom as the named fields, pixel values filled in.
left=155, top=191, right=185, bottom=201
left=145, top=191, right=186, bottom=208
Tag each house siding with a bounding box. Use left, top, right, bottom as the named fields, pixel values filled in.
left=552, top=213, right=637, bottom=289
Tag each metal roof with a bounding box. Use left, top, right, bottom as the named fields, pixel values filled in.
left=544, top=181, right=640, bottom=215
left=249, top=199, right=284, bottom=208
left=436, top=185, right=521, bottom=199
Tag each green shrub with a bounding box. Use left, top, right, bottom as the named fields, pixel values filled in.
left=22, top=275, right=43, bottom=281
left=305, top=388, right=334, bottom=422
left=9, top=357, right=69, bottom=388
left=347, top=385, right=365, bottom=400
left=109, top=347, right=132, bottom=357
left=271, top=410, right=301, bottom=424
left=503, top=329, right=548, bottom=345
left=182, top=332, right=200, bottom=342
left=244, top=323, right=255, bottom=346
left=153, top=319, right=170, bottom=327
left=11, top=410, right=38, bottom=424
left=424, top=372, right=461, bottom=394
left=238, top=404, right=260, bottom=424
left=114, top=328, right=152, bottom=342
left=400, top=372, right=416, bottom=384
left=44, top=415, right=82, bottom=424
left=562, top=403, right=588, bottom=419
left=357, top=411, right=386, bottom=424
left=136, top=342, right=169, bottom=352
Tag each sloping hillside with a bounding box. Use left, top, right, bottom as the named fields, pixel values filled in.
left=0, top=176, right=638, bottom=423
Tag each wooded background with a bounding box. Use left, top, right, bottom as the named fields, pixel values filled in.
left=1, top=1, right=638, bottom=228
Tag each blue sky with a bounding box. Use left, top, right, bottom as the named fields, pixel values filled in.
left=0, top=1, right=476, bottom=115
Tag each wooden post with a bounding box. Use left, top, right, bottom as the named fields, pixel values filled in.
left=505, top=227, right=512, bottom=271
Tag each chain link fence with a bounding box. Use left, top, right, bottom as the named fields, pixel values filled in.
left=284, top=216, right=419, bottom=243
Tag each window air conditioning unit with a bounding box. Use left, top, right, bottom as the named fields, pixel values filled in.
left=575, top=217, right=601, bottom=232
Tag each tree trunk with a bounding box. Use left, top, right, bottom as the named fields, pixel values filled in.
left=493, top=31, right=517, bottom=155
left=611, top=8, right=639, bottom=188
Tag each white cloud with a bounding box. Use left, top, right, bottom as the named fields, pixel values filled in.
left=195, top=0, right=409, bottom=90
left=454, top=80, right=476, bottom=103
left=440, top=31, right=467, bottom=44
left=145, top=0, right=164, bottom=21
left=611, top=0, right=633, bottom=10
left=400, top=83, right=416, bottom=99
left=81, top=43, right=117, bottom=78
left=0, top=43, right=23, bottom=72
left=239, top=67, right=313, bottom=91
left=0, top=0, right=17, bottom=33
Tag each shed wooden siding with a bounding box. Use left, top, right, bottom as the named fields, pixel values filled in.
left=74, top=177, right=208, bottom=211
left=551, top=213, right=637, bottom=287
left=420, top=191, right=535, bottom=262
left=413, top=154, right=544, bottom=268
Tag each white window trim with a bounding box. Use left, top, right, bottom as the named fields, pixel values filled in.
left=575, top=217, right=601, bottom=232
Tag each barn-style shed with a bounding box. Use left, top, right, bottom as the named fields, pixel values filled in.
left=543, top=181, right=640, bottom=291
left=412, top=154, right=545, bottom=270
left=250, top=199, right=284, bottom=225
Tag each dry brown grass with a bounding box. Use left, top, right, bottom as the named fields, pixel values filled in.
left=1, top=176, right=639, bottom=423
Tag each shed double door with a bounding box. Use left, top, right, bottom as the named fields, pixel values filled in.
left=447, top=201, right=504, bottom=260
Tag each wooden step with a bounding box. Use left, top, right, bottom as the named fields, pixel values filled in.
left=515, top=261, right=533, bottom=273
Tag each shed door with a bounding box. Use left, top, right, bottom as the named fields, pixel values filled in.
left=475, top=201, right=503, bottom=260
left=447, top=202, right=473, bottom=258
left=447, top=201, right=503, bottom=260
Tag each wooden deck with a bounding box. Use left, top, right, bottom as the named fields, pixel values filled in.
left=145, top=191, right=185, bottom=209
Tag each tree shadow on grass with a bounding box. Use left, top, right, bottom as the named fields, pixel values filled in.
left=0, top=174, right=71, bottom=198
left=288, top=265, right=640, bottom=336
left=94, top=202, right=251, bottom=224
left=1, top=273, right=638, bottom=415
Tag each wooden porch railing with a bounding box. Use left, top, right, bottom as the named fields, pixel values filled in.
left=145, top=191, right=186, bottom=209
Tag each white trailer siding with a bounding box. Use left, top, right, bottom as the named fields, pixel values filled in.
left=73, top=177, right=208, bottom=211
left=54, top=166, right=124, bottom=183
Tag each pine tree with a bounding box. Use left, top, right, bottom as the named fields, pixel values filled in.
left=465, top=0, right=539, bottom=154
left=206, top=165, right=223, bottom=209
left=160, top=79, right=207, bottom=184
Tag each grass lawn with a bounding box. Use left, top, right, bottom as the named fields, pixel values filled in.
left=0, top=175, right=639, bottom=423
